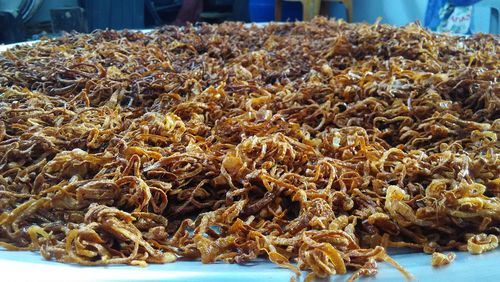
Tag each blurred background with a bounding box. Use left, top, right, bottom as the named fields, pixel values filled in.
left=0, top=0, right=498, bottom=44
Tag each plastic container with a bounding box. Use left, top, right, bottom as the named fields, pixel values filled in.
left=248, top=0, right=302, bottom=22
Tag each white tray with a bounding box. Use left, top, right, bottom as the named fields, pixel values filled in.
left=0, top=247, right=498, bottom=282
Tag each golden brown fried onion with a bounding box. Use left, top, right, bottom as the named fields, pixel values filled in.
left=0, top=18, right=499, bottom=280
left=431, top=252, right=456, bottom=267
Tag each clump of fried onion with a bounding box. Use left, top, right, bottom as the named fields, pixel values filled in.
left=0, top=17, right=499, bottom=281
left=431, top=252, right=456, bottom=267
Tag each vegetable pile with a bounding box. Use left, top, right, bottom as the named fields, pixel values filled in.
left=0, top=18, right=498, bottom=281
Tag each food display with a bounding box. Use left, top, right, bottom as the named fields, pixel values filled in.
left=0, top=17, right=498, bottom=281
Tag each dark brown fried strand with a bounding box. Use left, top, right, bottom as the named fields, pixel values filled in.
left=0, top=18, right=499, bottom=280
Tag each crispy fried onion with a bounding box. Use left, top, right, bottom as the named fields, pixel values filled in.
left=466, top=233, right=499, bottom=254
left=0, top=17, right=499, bottom=281
left=431, top=252, right=456, bottom=267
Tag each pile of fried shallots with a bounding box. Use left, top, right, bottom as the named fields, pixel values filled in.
left=0, top=18, right=498, bottom=281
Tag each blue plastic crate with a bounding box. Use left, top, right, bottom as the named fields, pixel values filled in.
left=249, top=0, right=302, bottom=22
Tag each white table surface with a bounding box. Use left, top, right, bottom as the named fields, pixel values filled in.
left=0, top=247, right=498, bottom=282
